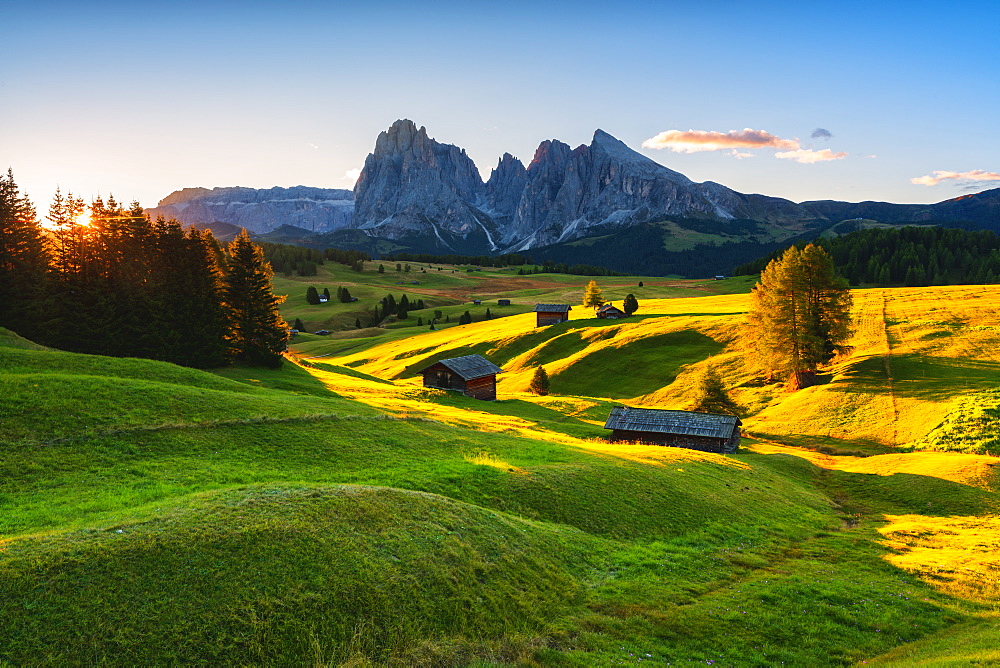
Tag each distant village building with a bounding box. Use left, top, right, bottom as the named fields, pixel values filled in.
left=533, top=304, right=572, bottom=327
left=418, top=354, right=502, bottom=401
left=318, top=295, right=329, bottom=303
left=603, top=406, right=741, bottom=454
left=596, top=304, right=626, bottom=319
left=473, top=299, right=482, bottom=305
left=497, top=299, right=511, bottom=306
left=715, top=275, right=726, bottom=280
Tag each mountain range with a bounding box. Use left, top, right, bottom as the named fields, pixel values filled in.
left=145, top=119, right=1000, bottom=268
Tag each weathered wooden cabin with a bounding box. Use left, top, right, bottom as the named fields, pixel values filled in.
left=497, top=299, right=511, bottom=306
left=597, top=303, right=626, bottom=319
left=418, top=354, right=503, bottom=401
left=533, top=304, right=572, bottom=327
left=603, top=406, right=741, bottom=454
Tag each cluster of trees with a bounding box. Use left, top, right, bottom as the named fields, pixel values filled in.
left=305, top=285, right=355, bottom=304
left=519, top=261, right=625, bottom=277
left=734, top=226, right=1000, bottom=287
left=0, top=170, right=288, bottom=368
left=371, top=293, right=426, bottom=324
left=261, top=243, right=370, bottom=276
left=745, top=244, right=853, bottom=390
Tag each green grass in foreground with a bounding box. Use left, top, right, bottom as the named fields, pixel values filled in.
left=2, top=326, right=999, bottom=664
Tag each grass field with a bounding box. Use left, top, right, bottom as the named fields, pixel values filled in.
left=3, top=271, right=1000, bottom=665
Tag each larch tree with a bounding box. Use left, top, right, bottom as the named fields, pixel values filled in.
left=224, top=229, right=288, bottom=368
left=582, top=280, right=604, bottom=310
left=745, top=244, right=852, bottom=390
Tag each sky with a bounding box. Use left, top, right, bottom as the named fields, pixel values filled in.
left=2, top=0, right=999, bottom=214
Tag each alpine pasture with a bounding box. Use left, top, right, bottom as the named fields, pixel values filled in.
left=2, top=261, right=999, bottom=666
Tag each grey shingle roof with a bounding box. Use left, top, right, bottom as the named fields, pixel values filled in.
left=604, top=406, right=741, bottom=439
left=420, top=354, right=502, bottom=380
left=533, top=304, right=572, bottom=312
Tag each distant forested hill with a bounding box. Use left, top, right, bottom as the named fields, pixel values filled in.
left=734, top=226, right=1000, bottom=286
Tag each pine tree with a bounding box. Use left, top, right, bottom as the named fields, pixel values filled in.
left=340, top=287, right=353, bottom=302
left=623, top=293, right=639, bottom=316
left=691, top=366, right=741, bottom=415
left=459, top=311, right=472, bottom=325
left=336, top=286, right=345, bottom=301
left=745, top=244, right=852, bottom=390
left=417, top=317, right=423, bottom=326
left=529, top=366, right=550, bottom=396
left=396, top=263, right=402, bottom=272
left=583, top=280, right=604, bottom=310
left=485, top=307, right=492, bottom=319
left=293, top=317, right=306, bottom=332
left=355, top=318, right=361, bottom=329
left=306, top=286, right=320, bottom=304
left=0, top=170, right=48, bottom=336
left=224, top=229, right=288, bottom=367
left=638, top=281, right=644, bottom=287
left=378, top=264, right=385, bottom=273
left=322, top=287, right=331, bottom=302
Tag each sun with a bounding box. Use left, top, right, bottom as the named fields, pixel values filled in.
left=74, top=209, right=91, bottom=227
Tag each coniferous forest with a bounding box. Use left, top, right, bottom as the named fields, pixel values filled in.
left=0, top=170, right=288, bottom=368
left=734, top=226, right=1000, bottom=286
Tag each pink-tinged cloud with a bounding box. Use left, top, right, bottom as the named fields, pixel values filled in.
left=642, top=128, right=799, bottom=153
left=774, top=148, right=848, bottom=164
left=343, top=168, right=362, bottom=185
left=910, top=169, right=1000, bottom=186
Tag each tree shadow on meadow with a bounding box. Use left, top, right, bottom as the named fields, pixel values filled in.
left=829, top=355, right=1000, bottom=402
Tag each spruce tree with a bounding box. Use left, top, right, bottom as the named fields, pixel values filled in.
left=417, top=317, right=423, bottom=326
left=293, top=317, right=306, bottom=332
left=306, top=286, right=320, bottom=305
left=378, top=264, right=385, bottom=273
left=0, top=170, right=48, bottom=336
left=583, top=280, right=604, bottom=310
left=355, top=318, right=361, bottom=329
left=322, top=287, right=331, bottom=302
left=623, top=293, right=639, bottom=316
left=224, top=229, right=288, bottom=368
left=529, top=366, right=550, bottom=396
left=691, top=366, right=741, bottom=415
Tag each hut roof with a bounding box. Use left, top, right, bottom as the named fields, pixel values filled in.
left=533, top=304, right=572, bottom=313
left=598, top=304, right=626, bottom=315
left=604, top=406, right=741, bottom=439
left=420, top=354, right=502, bottom=380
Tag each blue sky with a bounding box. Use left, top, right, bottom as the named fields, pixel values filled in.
left=2, top=0, right=998, bottom=211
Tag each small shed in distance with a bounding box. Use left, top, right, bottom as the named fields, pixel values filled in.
left=604, top=406, right=741, bottom=454
left=533, top=304, right=571, bottom=327
left=597, top=303, right=626, bottom=319
left=497, top=299, right=511, bottom=306
left=418, top=354, right=503, bottom=401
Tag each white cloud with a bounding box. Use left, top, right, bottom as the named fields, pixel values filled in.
left=343, top=168, right=361, bottom=185
left=775, top=148, right=848, bottom=164
left=911, top=169, right=1000, bottom=186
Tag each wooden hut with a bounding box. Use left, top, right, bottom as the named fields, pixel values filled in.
left=497, top=299, right=511, bottom=306
left=597, top=303, right=626, bottom=319
left=603, top=406, right=741, bottom=454
left=418, top=354, right=503, bottom=401
left=533, top=304, right=572, bottom=327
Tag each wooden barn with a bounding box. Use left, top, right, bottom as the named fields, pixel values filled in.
left=533, top=304, right=572, bottom=327
left=497, top=299, right=511, bottom=306
left=603, top=406, right=741, bottom=454
left=418, top=354, right=503, bottom=401
left=597, top=303, right=626, bottom=319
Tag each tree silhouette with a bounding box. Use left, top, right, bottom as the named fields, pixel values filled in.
left=224, top=229, right=288, bottom=368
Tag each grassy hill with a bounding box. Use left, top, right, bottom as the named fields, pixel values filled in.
left=3, top=274, right=1000, bottom=664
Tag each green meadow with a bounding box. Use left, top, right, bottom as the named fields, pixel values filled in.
left=2, top=270, right=1000, bottom=665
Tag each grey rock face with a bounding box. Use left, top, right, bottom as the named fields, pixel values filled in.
left=145, top=186, right=355, bottom=234
left=353, top=119, right=497, bottom=251
left=484, top=153, right=527, bottom=229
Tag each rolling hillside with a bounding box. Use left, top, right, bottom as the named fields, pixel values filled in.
left=3, top=276, right=1000, bottom=665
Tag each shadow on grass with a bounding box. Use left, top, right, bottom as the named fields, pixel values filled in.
left=552, top=330, right=725, bottom=399
left=830, top=355, right=1000, bottom=402
left=212, top=361, right=341, bottom=398
left=419, top=392, right=609, bottom=440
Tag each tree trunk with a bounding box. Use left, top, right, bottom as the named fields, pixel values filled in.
left=786, top=370, right=817, bottom=391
